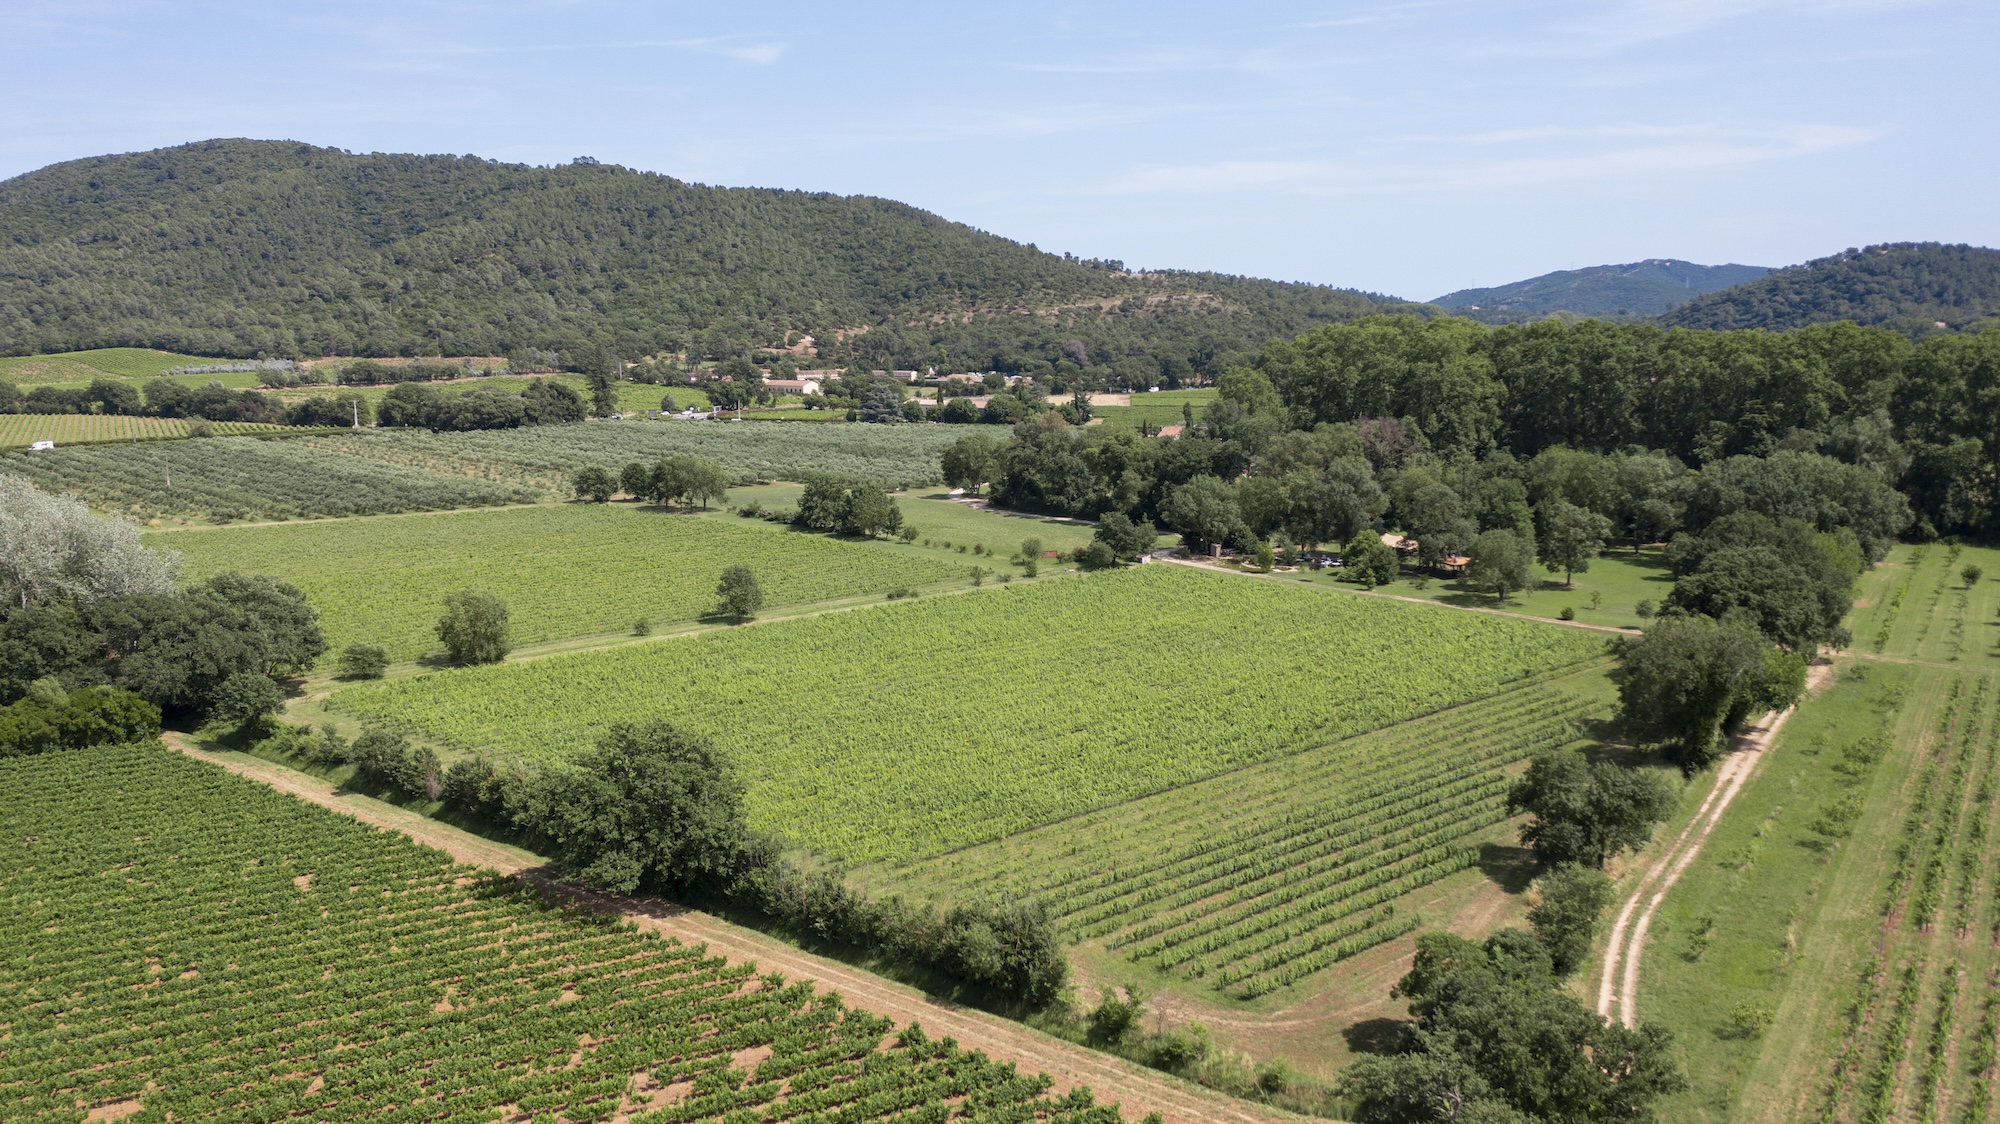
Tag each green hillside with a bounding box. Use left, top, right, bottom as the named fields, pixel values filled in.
left=1433, top=259, right=1769, bottom=322
left=0, top=139, right=1418, bottom=378
left=1661, top=242, right=2000, bottom=333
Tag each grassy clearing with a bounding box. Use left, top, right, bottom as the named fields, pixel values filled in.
left=158, top=503, right=964, bottom=661
left=330, top=564, right=1608, bottom=864
left=0, top=414, right=288, bottom=448
left=729, top=482, right=1108, bottom=558
left=1284, top=547, right=1672, bottom=630
left=1091, top=389, right=1217, bottom=432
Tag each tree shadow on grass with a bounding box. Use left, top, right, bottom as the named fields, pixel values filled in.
left=1341, top=1017, right=1411, bottom=1057
left=1477, top=841, right=1539, bottom=894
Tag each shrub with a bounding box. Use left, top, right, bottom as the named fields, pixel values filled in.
left=1077, top=541, right=1119, bottom=571
left=0, top=682, right=161, bottom=756
left=337, top=644, right=389, bottom=680
left=1559, top=606, right=1576, bottom=621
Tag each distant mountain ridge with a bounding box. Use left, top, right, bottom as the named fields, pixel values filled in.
left=1432, top=259, right=1771, bottom=322
left=1660, top=242, right=2000, bottom=333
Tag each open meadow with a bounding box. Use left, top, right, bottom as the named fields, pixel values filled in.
left=1624, top=542, right=2000, bottom=1123
left=157, top=503, right=967, bottom=661
left=329, top=564, right=1608, bottom=863
left=0, top=742, right=1120, bottom=1124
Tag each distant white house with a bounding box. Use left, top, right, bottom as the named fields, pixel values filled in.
left=763, top=378, right=822, bottom=396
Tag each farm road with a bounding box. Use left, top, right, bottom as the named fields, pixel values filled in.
left=163, top=735, right=1298, bottom=1124
left=1593, top=660, right=1836, bottom=1027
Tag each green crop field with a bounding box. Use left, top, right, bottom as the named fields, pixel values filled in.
left=331, top=565, right=1609, bottom=864
left=0, top=415, right=288, bottom=449
left=0, top=743, right=1119, bottom=1124
left=157, top=504, right=966, bottom=661
left=3, top=436, right=534, bottom=524
left=869, top=664, right=1614, bottom=999
left=302, top=420, right=962, bottom=497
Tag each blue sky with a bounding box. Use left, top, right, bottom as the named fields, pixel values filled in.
left=1, top=1, right=1993, bottom=299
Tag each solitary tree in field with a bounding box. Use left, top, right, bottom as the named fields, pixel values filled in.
left=715, top=565, right=762, bottom=621
left=436, top=589, right=511, bottom=664
left=1537, top=500, right=1612, bottom=589
left=1964, top=563, right=1983, bottom=587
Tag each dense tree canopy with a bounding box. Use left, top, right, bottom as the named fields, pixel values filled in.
left=0, top=140, right=1415, bottom=374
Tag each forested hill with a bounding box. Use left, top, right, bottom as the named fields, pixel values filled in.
left=1432, top=259, right=1770, bottom=322
left=0, top=139, right=1415, bottom=377
left=1661, top=242, right=2000, bottom=333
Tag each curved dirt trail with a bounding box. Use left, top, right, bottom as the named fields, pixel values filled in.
left=1594, top=662, right=1835, bottom=1026
left=165, top=738, right=1295, bottom=1124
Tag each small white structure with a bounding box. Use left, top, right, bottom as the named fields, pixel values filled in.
left=27, top=440, right=55, bottom=452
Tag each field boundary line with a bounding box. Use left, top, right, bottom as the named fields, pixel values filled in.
left=161, top=734, right=1301, bottom=1124
left=1596, top=661, right=1835, bottom=1027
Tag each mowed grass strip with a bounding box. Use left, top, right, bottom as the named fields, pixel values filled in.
left=160, top=503, right=965, bottom=661
left=331, top=564, right=1609, bottom=864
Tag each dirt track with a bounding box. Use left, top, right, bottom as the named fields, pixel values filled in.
left=1594, top=661, right=1836, bottom=1026
left=164, top=737, right=1297, bottom=1124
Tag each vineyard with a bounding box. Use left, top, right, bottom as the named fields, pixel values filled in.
left=331, top=565, right=1609, bottom=864
left=1628, top=542, right=2000, bottom=1122
left=0, top=743, right=1121, bottom=1124
left=1, top=437, right=535, bottom=523
left=0, top=415, right=289, bottom=448
left=299, top=420, right=963, bottom=495
left=158, top=505, right=965, bottom=660
left=872, top=667, right=1613, bottom=997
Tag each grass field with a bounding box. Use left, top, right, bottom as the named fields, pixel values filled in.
left=1090, top=389, right=1217, bottom=432
left=157, top=503, right=966, bottom=661
left=1630, top=541, right=2000, bottom=1122
left=0, top=414, right=288, bottom=448
left=6, top=436, right=533, bottom=524
left=0, top=742, right=1116, bottom=1124
left=865, top=662, right=1615, bottom=1000
left=1282, top=547, right=1672, bottom=631
left=727, top=482, right=1109, bottom=557
left=330, top=565, right=1608, bottom=864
